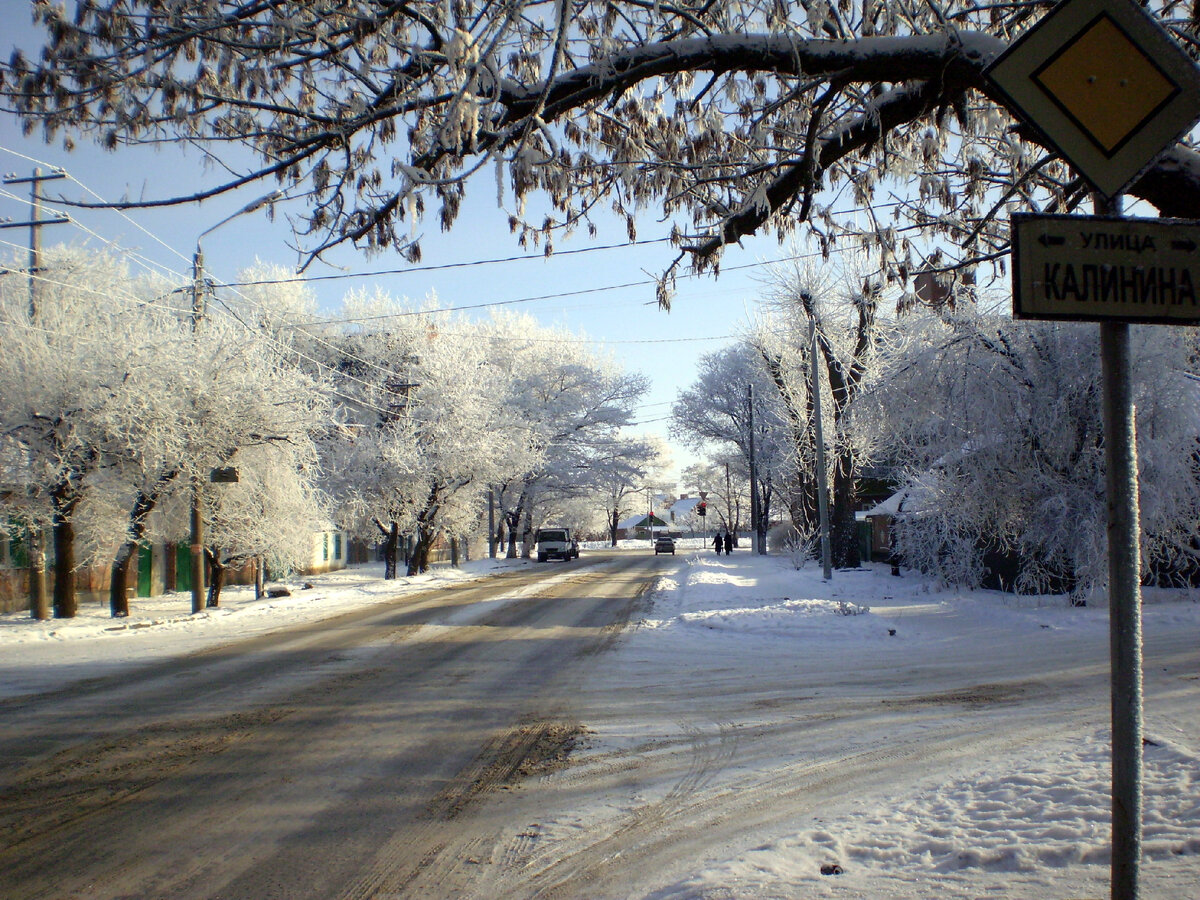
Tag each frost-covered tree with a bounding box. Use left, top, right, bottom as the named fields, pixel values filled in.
left=860, top=310, right=1200, bottom=594
left=752, top=259, right=884, bottom=568
left=319, top=291, right=525, bottom=576
left=671, top=343, right=788, bottom=544
left=200, top=441, right=329, bottom=606
left=0, top=245, right=182, bottom=617
left=0, top=245, right=329, bottom=617
left=480, top=312, right=649, bottom=557
left=682, top=457, right=752, bottom=540
left=592, top=436, right=663, bottom=546
left=8, top=2, right=1200, bottom=295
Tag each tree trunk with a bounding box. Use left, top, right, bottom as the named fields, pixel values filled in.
left=506, top=487, right=529, bottom=558
left=809, top=290, right=875, bottom=569
left=830, top=450, right=861, bottom=569
left=109, top=488, right=162, bottom=617
left=760, top=347, right=819, bottom=540
left=255, top=555, right=265, bottom=599
left=758, top=477, right=774, bottom=550
left=520, top=506, right=534, bottom=559
left=28, top=525, right=49, bottom=621
left=109, top=541, right=136, bottom=618
left=206, top=547, right=225, bottom=607
left=450, top=536, right=459, bottom=567
left=609, top=508, right=619, bottom=546
left=375, top=519, right=399, bottom=579
left=51, top=481, right=79, bottom=619
left=407, top=525, right=436, bottom=576
left=505, top=513, right=520, bottom=558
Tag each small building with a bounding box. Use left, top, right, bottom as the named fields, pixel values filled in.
left=864, top=491, right=907, bottom=562
left=616, top=513, right=668, bottom=541
left=308, top=529, right=348, bottom=574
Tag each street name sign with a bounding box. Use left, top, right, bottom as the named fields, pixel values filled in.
left=1012, top=212, right=1200, bottom=323
left=985, top=0, right=1200, bottom=197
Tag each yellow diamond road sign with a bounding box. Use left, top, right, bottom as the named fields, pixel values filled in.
left=986, top=0, right=1200, bottom=197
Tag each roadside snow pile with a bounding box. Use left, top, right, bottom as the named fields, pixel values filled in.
left=0, top=558, right=531, bottom=700
left=642, top=596, right=875, bottom=636
left=666, top=731, right=1200, bottom=896
left=0, top=558, right=522, bottom=647
left=638, top=554, right=888, bottom=640
left=828, top=732, right=1200, bottom=873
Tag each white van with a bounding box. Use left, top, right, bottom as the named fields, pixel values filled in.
left=536, top=527, right=580, bottom=562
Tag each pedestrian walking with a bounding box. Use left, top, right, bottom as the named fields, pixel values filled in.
left=724, top=531, right=733, bottom=555
left=713, top=531, right=723, bottom=554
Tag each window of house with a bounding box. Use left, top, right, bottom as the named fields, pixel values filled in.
left=334, top=532, right=342, bottom=560
left=323, top=532, right=330, bottom=561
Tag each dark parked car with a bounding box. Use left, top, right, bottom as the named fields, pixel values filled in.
left=654, top=535, right=676, bottom=555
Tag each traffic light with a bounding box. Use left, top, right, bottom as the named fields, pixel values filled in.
left=697, top=501, right=707, bottom=516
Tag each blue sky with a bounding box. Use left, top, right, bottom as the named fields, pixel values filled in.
left=0, top=120, right=779, bottom=477
left=1, top=154, right=798, bottom=487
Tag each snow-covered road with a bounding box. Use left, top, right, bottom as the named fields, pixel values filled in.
left=467, top=551, right=1200, bottom=899
left=1, top=547, right=1197, bottom=898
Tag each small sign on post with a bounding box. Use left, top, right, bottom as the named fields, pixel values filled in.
left=1012, top=213, right=1200, bottom=323
left=913, top=270, right=951, bottom=308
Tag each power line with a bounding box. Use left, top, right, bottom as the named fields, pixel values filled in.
left=226, top=237, right=677, bottom=287
left=0, top=145, right=886, bottom=299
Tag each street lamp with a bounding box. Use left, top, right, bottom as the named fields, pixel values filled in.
left=188, top=190, right=282, bottom=613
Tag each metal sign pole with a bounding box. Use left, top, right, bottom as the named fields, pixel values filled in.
left=1096, top=192, right=1144, bottom=900
left=810, top=319, right=832, bottom=580
left=984, top=3, right=1195, bottom=889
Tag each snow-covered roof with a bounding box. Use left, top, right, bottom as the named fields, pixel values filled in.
left=617, top=513, right=667, bottom=529
left=866, top=477, right=938, bottom=518
left=865, top=491, right=905, bottom=517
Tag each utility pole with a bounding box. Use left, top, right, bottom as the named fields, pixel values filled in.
left=190, top=247, right=207, bottom=614
left=2, top=168, right=69, bottom=620
left=188, top=190, right=282, bottom=613
left=810, top=318, right=832, bottom=580
left=746, top=384, right=761, bottom=554
left=484, top=489, right=494, bottom=561
left=2, top=168, right=69, bottom=318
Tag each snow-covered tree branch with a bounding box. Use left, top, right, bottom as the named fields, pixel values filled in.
left=7, top=2, right=1199, bottom=292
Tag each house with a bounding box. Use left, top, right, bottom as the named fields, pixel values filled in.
left=0, top=526, right=349, bottom=614
left=308, top=528, right=348, bottom=574
left=864, top=490, right=908, bottom=562
left=666, top=495, right=702, bottom=523
left=615, top=513, right=668, bottom=540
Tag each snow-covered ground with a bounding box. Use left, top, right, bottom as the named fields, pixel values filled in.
left=548, top=551, right=1200, bottom=899
left=3, top=547, right=1198, bottom=898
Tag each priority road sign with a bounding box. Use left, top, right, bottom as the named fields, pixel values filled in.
left=1012, top=213, right=1200, bottom=323
left=985, top=0, right=1200, bottom=198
